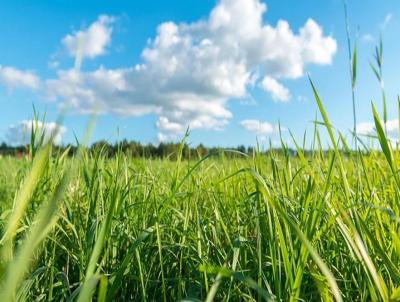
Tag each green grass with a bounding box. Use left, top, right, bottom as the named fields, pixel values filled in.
left=0, top=54, right=400, bottom=300
left=1, top=103, right=400, bottom=301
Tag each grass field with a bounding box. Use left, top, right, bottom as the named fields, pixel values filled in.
left=1, top=86, right=400, bottom=301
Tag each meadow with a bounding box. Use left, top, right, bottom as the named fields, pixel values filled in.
left=0, top=81, right=400, bottom=301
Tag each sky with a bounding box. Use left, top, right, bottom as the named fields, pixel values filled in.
left=0, top=0, right=400, bottom=148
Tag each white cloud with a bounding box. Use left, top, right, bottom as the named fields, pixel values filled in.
left=47, top=0, right=336, bottom=139
left=386, top=119, right=398, bottom=133
left=62, top=15, right=114, bottom=61
left=260, top=76, right=290, bottom=102
left=357, top=119, right=400, bottom=146
left=157, top=132, right=179, bottom=143
left=6, top=120, right=66, bottom=145
left=357, top=119, right=398, bottom=136
left=240, top=119, right=278, bottom=135
left=299, top=19, right=337, bottom=65
left=0, top=66, right=40, bottom=90
left=156, top=116, right=185, bottom=134
left=357, top=122, right=375, bottom=136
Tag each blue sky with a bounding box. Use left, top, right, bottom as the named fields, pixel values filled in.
left=0, top=0, right=399, bottom=147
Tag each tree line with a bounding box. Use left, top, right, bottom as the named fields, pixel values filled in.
left=1, top=140, right=287, bottom=160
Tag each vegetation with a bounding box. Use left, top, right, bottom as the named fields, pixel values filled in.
left=0, top=82, right=400, bottom=301
left=1, top=9, right=400, bottom=302
left=0, top=140, right=264, bottom=160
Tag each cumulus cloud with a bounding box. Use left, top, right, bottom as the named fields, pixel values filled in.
left=0, top=66, right=40, bottom=90
left=260, top=76, right=290, bottom=102
left=240, top=119, right=279, bottom=135
left=62, top=15, right=114, bottom=62
left=156, top=116, right=185, bottom=134
left=6, top=120, right=66, bottom=146
left=47, top=0, right=336, bottom=139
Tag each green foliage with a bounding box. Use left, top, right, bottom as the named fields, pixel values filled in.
left=1, top=113, right=400, bottom=301
left=370, top=35, right=388, bottom=134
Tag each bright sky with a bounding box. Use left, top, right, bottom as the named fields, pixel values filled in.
left=0, top=0, right=399, bottom=147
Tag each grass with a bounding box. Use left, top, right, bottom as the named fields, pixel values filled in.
left=1, top=87, right=400, bottom=301
left=0, top=23, right=399, bottom=299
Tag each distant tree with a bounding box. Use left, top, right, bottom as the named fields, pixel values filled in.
left=0, top=139, right=286, bottom=159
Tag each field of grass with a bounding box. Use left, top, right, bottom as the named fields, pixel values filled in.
left=1, top=86, right=400, bottom=302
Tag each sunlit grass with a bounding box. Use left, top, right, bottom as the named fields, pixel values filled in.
left=1, top=92, right=400, bottom=301
left=0, top=26, right=399, bottom=300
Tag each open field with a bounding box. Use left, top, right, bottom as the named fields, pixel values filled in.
left=2, top=0, right=400, bottom=301
left=1, top=103, right=400, bottom=301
